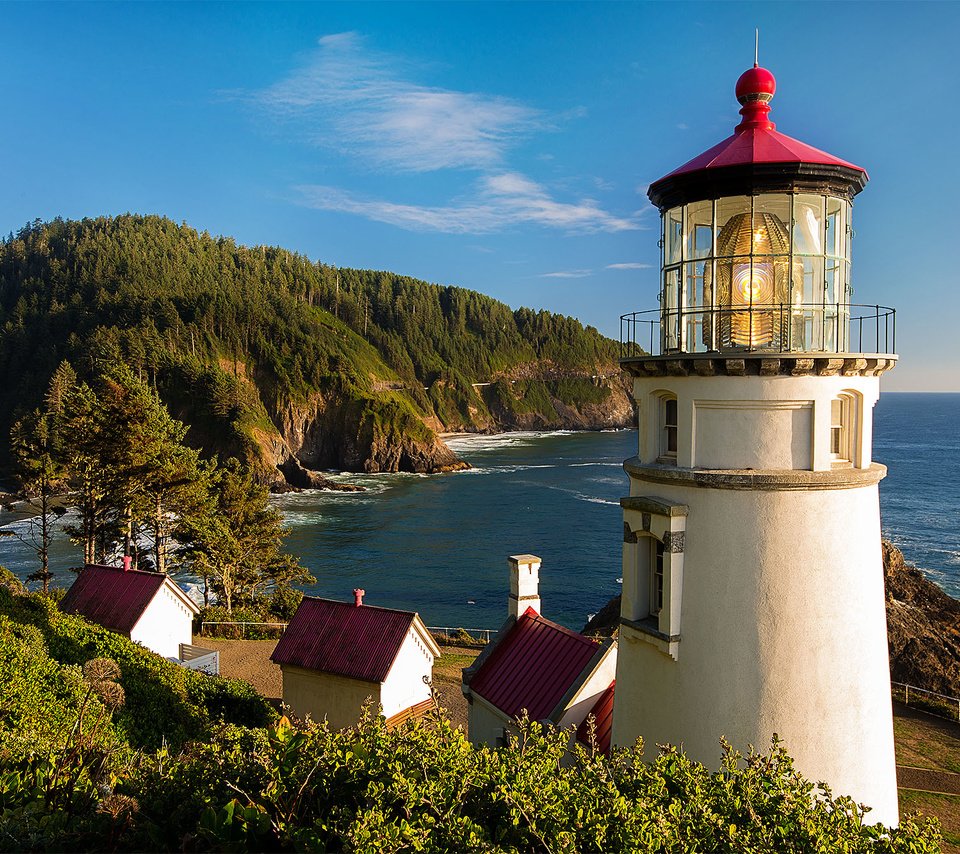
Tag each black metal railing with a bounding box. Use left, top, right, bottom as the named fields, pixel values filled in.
left=620, top=303, right=896, bottom=359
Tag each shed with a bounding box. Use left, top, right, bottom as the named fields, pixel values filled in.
left=60, top=563, right=200, bottom=661
left=271, top=592, right=441, bottom=729
left=461, top=554, right=617, bottom=750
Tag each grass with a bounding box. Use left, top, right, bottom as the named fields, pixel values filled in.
left=894, top=701, right=960, bottom=852
left=899, top=790, right=960, bottom=852
left=894, top=701, right=960, bottom=775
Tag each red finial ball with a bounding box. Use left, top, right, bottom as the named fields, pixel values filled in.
left=736, top=66, right=776, bottom=105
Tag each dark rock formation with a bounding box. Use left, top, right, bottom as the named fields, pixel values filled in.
left=884, top=540, right=960, bottom=697
left=581, top=541, right=960, bottom=699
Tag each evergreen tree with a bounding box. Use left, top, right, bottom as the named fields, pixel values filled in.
left=183, top=457, right=314, bottom=612
left=7, top=408, right=64, bottom=592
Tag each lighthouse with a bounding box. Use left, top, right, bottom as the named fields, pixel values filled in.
left=611, top=63, right=899, bottom=823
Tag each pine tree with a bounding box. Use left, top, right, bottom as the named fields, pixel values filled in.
left=182, top=457, right=313, bottom=612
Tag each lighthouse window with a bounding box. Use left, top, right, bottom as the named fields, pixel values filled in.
left=830, top=394, right=856, bottom=464
left=660, top=396, right=678, bottom=460
left=652, top=539, right=665, bottom=616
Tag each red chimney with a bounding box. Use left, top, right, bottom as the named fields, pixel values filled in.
left=123, top=555, right=132, bottom=572
left=353, top=588, right=365, bottom=607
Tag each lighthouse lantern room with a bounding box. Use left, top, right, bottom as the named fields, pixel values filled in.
left=612, top=63, right=899, bottom=824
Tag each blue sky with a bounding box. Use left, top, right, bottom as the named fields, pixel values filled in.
left=2, top=2, right=957, bottom=391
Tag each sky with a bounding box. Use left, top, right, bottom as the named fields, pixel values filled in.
left=2, top=2, right=958, bottom=391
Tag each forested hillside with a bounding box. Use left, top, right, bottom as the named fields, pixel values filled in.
left=0, top=216, right=632, bottom=486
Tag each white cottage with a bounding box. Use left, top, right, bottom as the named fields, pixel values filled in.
left=462, top=555, right=617, bottom=752
left=60, top=562, right=201, bottom=661
left=271, top=590, right=441, bottom=729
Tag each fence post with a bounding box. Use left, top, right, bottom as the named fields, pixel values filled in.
left=905, top=685, right=910, bottom=705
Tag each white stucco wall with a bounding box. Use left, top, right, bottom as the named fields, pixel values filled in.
left=129, top=583, right=195, bottom=660
left=614, top=371, right=898, bottom=826
left=638, top=374, right=877, bottom=472
left=556, top=643, right=618, bottom=730
left=380, top=628, right=436, bottom=719
left=468, top=694, right=511, bottom=747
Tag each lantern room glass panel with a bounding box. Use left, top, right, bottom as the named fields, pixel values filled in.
left=657, top=192, right=855, bottom=354
left=793, top=195, right=825, bottom=257
left=666, top=208, right=683, bottom=265
left=685, top=200, right=713, bottom=260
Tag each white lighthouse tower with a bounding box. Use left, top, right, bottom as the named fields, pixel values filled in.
left=610, top=63, right=899, bottom=824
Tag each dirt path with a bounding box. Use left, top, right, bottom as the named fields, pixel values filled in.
left=898, top=765, right=960, bottom=795
left=202, top=636, right=481, bottom=729
left=202, top=637, right=282, bottom=701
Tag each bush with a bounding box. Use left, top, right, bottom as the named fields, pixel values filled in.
left=0, top=589, right=276, bottom=750
left=268, top=585, right=303, bottom=622
left=124, top=714, right=940, bottom=853
left=195, top=604, right=285, bottom=639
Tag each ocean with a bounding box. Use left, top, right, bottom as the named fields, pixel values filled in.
left=1, top=392, right=957, bottom=631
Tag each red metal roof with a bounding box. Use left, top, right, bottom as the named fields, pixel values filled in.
left=576, top=680, right=615, bottom=756
left=60, top=564, right=167, bottom=634
left=271, top=596, right=417, bottom=684
left=469, top=608, right=600, bottom=722
left=653, top=65, right=865, bottom=184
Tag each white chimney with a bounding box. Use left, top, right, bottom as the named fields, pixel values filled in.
left=508, top=554, right=541, bottom=619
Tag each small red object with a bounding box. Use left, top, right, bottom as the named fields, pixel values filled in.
left=353, top=588, right=365, bottom=607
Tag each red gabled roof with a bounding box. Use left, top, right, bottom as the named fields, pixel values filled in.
left=271, top=596, right=416, bottom=684
left=60, top=564, right=167, bottom=634
left=576, top=680, right=615, bottom=756
left=469, top=608, right=600, bottom=722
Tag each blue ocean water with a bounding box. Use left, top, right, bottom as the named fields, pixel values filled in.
left=875, top=392, right=960, bottom=596
left=1, top=393, right=957, bottom=629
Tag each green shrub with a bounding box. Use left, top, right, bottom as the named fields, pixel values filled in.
left=125, top=713, right=940, bottom=853
left=0, top=589, right=275, bottom=750
left=268, top=585, right=303, bottom=622
left=196, top=604, right=285, bottom=639
left=0, top=615, right=116, bottom=753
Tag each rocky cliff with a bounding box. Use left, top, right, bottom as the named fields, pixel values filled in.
left=884, top=541, right=960, bottom=696
left=583, top=541, right=960, bottom=699
left=0, top=216, right=635, bottom=490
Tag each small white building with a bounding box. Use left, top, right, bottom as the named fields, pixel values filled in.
left=60, top=562, right=202, bottom=662
left=271, top=590, right=441, bottom=729
left=462, top=555, right=617, bottom=752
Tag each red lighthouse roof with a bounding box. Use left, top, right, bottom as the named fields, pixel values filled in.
left=648, top=65, right=867, bottom=209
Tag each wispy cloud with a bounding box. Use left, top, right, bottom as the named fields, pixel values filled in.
left=294, top=172, right=643, bottom=234
left=606, top=262, right=652, bottom=270
left=253, top=31, right=540, bottom=173
left=540, top=270, right=592, bottom=279
left=254, top=32, right=640, bottom=235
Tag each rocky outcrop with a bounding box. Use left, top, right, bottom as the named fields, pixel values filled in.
left=884, top=541, right=960, bottom=697
left=250, top=388, right=469, bottom=488
left=245, top=363, right=629, bottom=488
left=581, top=541, right=960, bottom=699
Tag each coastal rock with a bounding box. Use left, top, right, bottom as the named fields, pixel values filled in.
left=479, top=367, right=634, bottom=433
left=884, top=540, right=960, bottom=697
left=581, top=541, right=960, bottom=699
left=251, top=390, right=470, bottom=487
